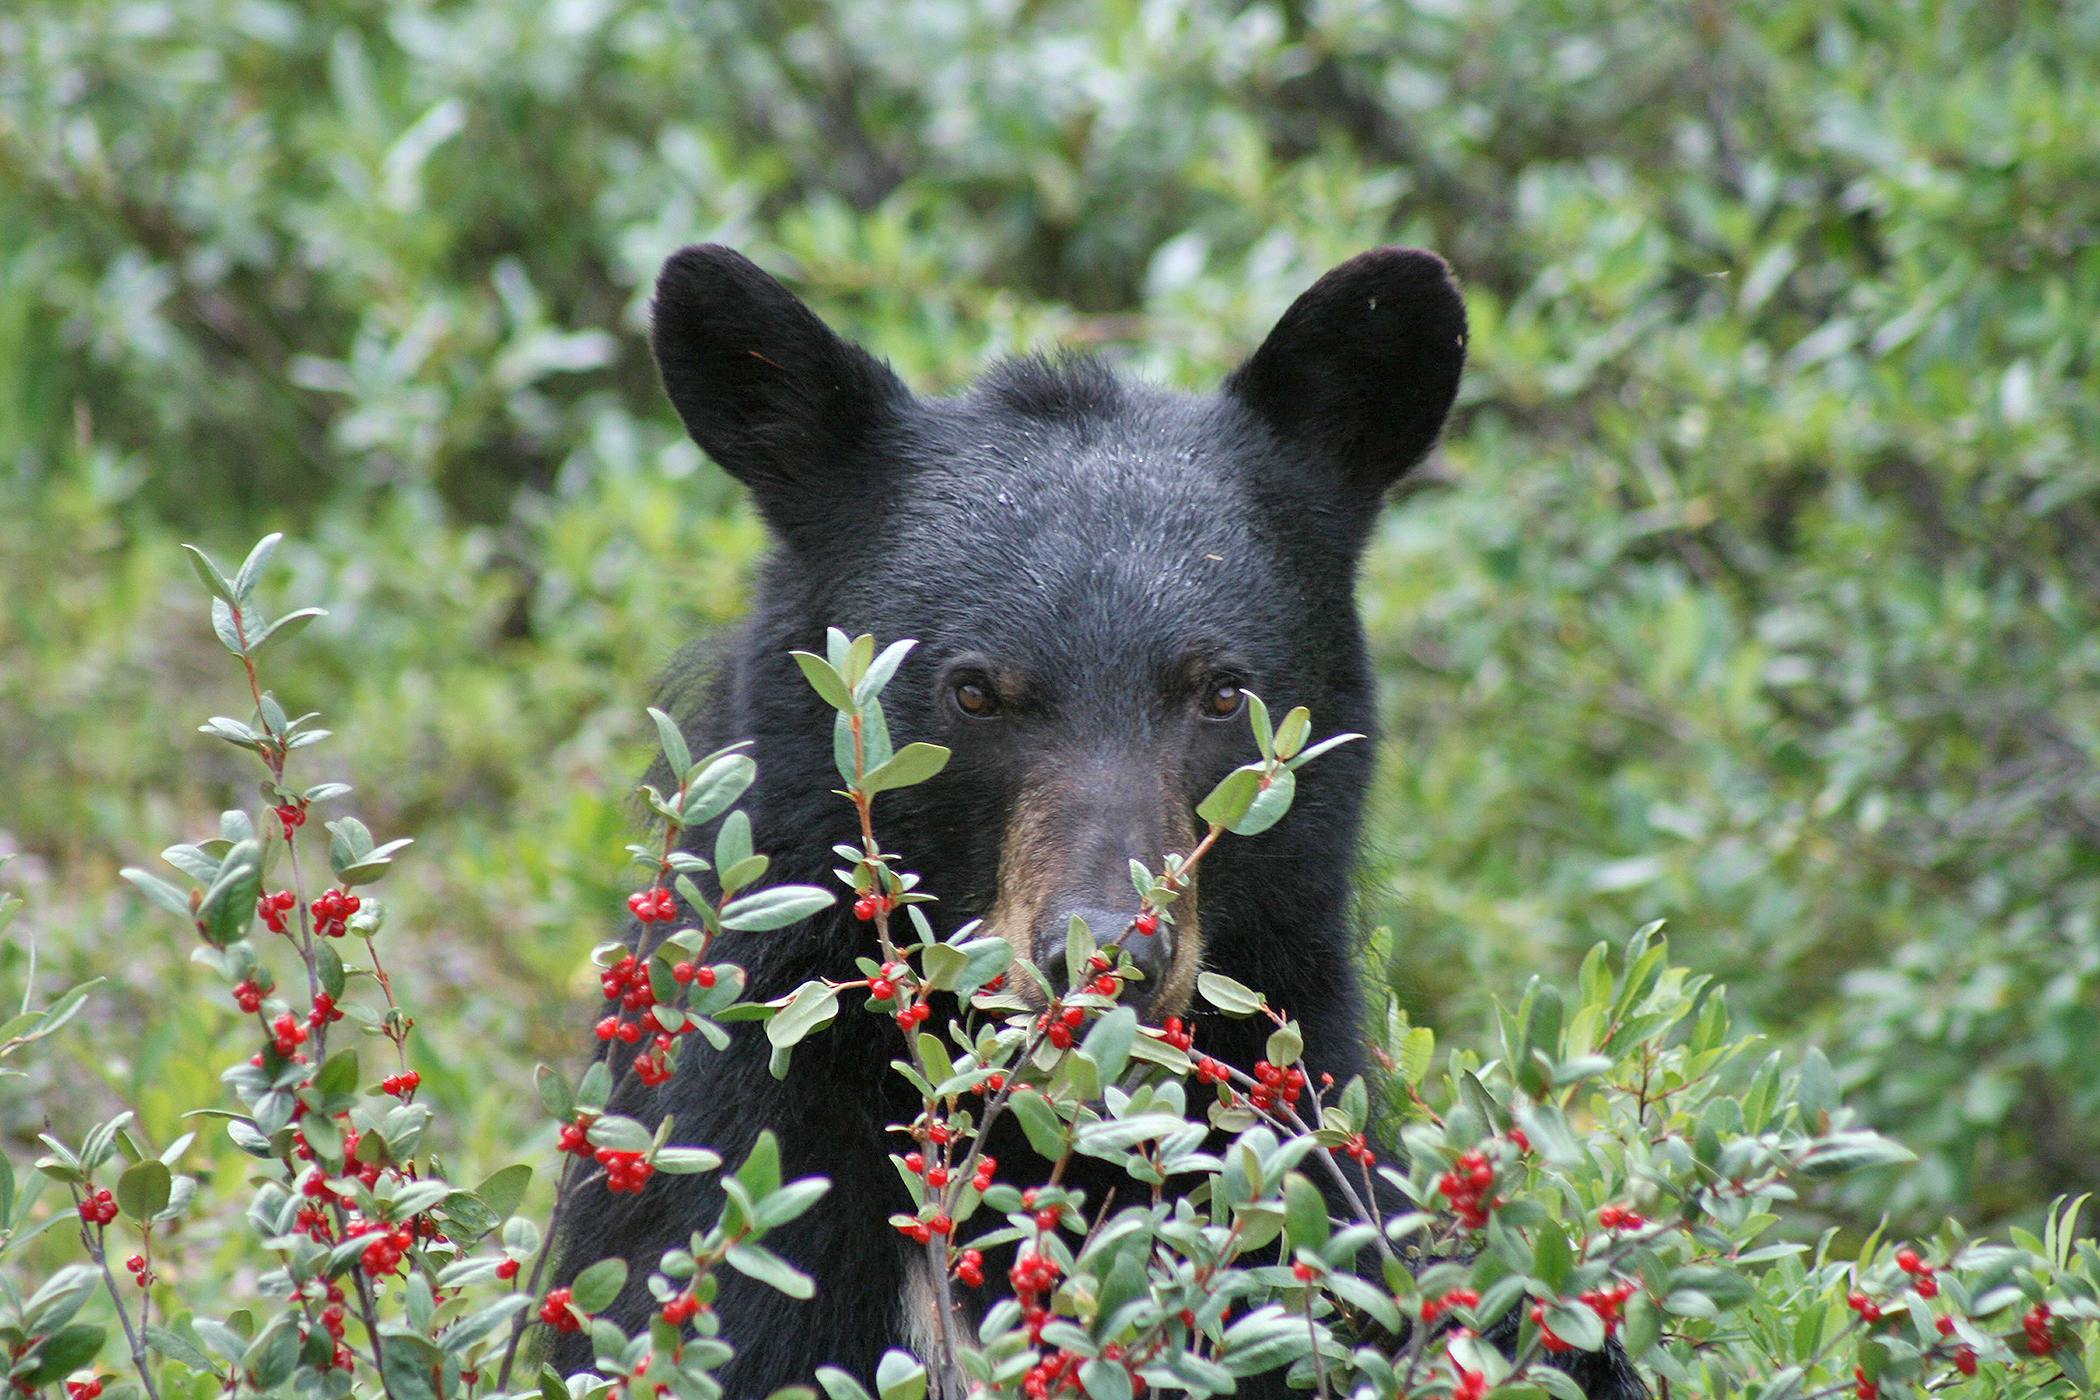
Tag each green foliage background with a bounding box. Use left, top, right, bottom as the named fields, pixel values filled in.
left=2, top=0, right=2095, bottom=1262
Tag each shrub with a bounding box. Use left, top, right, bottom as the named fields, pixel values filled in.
left=4, top=538, right=2094, bottom=1400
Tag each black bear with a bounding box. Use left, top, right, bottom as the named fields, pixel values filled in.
left=557, top=245, right=1642, bottom=1400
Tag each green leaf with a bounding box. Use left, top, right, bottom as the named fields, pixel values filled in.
left=1543, top=1299, right=1606, bottom=1352
left=722, top=885, right=834, bottom=931
left=1009, top=1090, right=1069, bottom=1160
left=122, top=868, right=195, bottom=919
left=1796, top=1131, right=1917, bottom=1178
left=648, top=706, right=693, bottom=781
left=1247, top=692, right=1274, bottom=757
left=117, top=1158, right=171, bottom=1222
left=20, top=1324, right=106, bottom=1386
left=585, top=1115, right=654, bottom=1153
left=680, top=753, right=757, bottom=827
left=1230, top=766, right=1294, bottom=836
left=816, top=1367, right=877, bottom=1400
left=1272, top=706, right=1312, bottom=761
left=1284, top=732, right=1362, bottom=770
left=726, top=1241, right=815, bottom=1298
left=652, top=1146, right=723, bottom=1174
left=765, top=981, right=841, bottom=1048
left=570, top=1258, right=629, bottom=1314
left=474, top=1164, right=532, bottom=1222
left=182, top=544, right=235, bottom=601
left=862, top=742, right=950, bottom=794
left=536, top=1066, right=575, bottom=1122
left=1080, top=1006, right=1138, bottom=1083
left=231, top=533, right=281, bottom=603
left=1283, top=1171, right=1330, bottom=1253
left=853, top=638, right=917, bottom=706
left=875, top=1349, right=927, bottom=1400
left=1196, top=971, right=1264, bottom=1016
left=210, top=596, right=246, bottom=655
left=1195, top=766, right=1262, bottom=828
left=1398, top=1026, right=1435, bottom=1087
left=791, top=651, right=855, bottom=712
left=251, top=608, right=325, bottom=652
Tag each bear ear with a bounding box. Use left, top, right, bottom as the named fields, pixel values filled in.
left=1223, top=247, right=1467, bottom=504
left=651, top=245, right=912, bottom=530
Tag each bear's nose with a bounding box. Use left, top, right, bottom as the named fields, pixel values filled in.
left=1036, top=905, right=1172, bottom=1008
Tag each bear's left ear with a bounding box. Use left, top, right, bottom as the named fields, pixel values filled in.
left=651, top=245, right=913, bottom=539
left=1223, top=247, right=1467, bottom=507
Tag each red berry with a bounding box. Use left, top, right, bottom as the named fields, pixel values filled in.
left=1292, top=1262, right=1316, bottom=1282
left=616, top=1020, right=642, bottom=1044
left=1916, top=1275, right=1938, bottom=1298
left=1035, top=1207, right=1060, bottom=1230
left=926, top=1167, right=949, bottom=1188
left=595, top=1016, right=619, bottom=1040
left=926, top=1122, right=953, bottom=1146
left=1895, top=1249, right=1922, bottom=1275
left=1047, top=1023, right=1073, bottom=1049
left=497, top=1258, right=520, bottom=1280
left=1132, top=913, right=1159, bottom=937
left=540, top=1287, right=581, bottom=1333
left=695, top=965, right=717, bottom=988
left=1954, top=1346, right=1977, bottom=1376
left=853, top=896, right=879, bottom=921
left=673, top=962, right=696, bottom=984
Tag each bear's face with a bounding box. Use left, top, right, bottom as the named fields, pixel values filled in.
left=651, top=246, right=1466, bottom=1018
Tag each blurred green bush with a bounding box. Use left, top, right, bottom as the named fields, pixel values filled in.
left=3, top=0, right=2095, bottom=1243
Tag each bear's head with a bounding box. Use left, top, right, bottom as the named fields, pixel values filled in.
left=651, top=246, right=1465, bottom=1022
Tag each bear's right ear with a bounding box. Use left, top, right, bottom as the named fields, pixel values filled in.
left=1223, top=248, right=1467, bottom=517
left=651, top=245, right=912, bottom=533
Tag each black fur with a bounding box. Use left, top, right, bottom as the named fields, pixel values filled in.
left=555, top=246, right=1643, bottom=1400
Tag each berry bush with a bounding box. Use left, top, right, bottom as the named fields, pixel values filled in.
left=3, top=539, right=2095, bottom=1400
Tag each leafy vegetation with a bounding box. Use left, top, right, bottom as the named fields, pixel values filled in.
left=2, top=0, right=2093, bottom=1356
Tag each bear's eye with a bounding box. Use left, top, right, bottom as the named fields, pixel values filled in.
left=1202, top=678, right=1245, bottom=720
left=953, top=680, right=999, bottom=718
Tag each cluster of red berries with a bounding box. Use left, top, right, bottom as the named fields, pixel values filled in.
left=125, top=1253, right=152, bottom=1287
left=1010, top=1247, right=1063, bottom=1299
left=1846, top=1289, right=1887, bottom=1324
left=971, top=1071, right=1008, bottom=1096
left=852, top=892, right=893, bottom=922
left=76, top=1188, right=118, bottom=1225
left=895, top=1212, right=953, bottom=1243
left=1893, top=1247, right=1939, bottom=1298
left=256, top=888, right=298, bottom=932
left=953, top=1249, right=987, bottom=1287
left=558, top=1118, right=595, bottom=1157
left=1020, top=1346, right=1079, bottom=1398
left=274, top=803, right=307, bottom=837
left=311, top=888, right=360, bottom=938
left=540, top=1287, right=581, bottom=1333
left=357, top=1225, right=414, bottom=1277
left=1853, top=1366, right=1878, bottom=1399
left=672, top=961, right=717, bottom=988
left=867, top=961, right=906, bottom=1001
left=903, top=1150, right=995, bottom=1196
left=595, top=1148, right=654, bottom=1194
left=660, top=1293, right=701, bottom=1326
left=271, top=1011, right=308, bottom=1057
left=600, top=954, right=660, bottom=1012
left=1157, top=1016, right=1193, bottom=1052
left=1580, top=1280, right=1638, bottom=1336
left=893, top=996, right=933, bottom=1032
left=1420, top=1287, right=1480, bottom=1324
left=1194, top=1055, right=1229, bottom=1085
left=594, top=1014, right=643, bottom=1045
left=64, top=1380, right=103, bottom=1400
left=1596, top=1204, right=1646, bottom=1231
left=233, top=979, right=265, bottom=1013
left=635, top=1034, right=678, bottom=1086
left=379, top=1069, right=420, bottom=1097
left=1338, top=1132, right=1377, bottom=1167
left=627, top=886, right=677, bottom=923
left=2023, top=1302, right=2054, bottom=1355
left=1932, top=1316, right=1980, bottom=1374
left=1437, top=1150, right=1498, bottom=1230
left=1449, top=1364, right=1488, bottom=1400
left=1040, top=1002, right=1089, bottom=1050
left=309, top=992, right=341, bottom=1028
left=1022, top=1188, right=1066, bottom=1234
left=1247, top=1059, right=1305, bottom=1112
